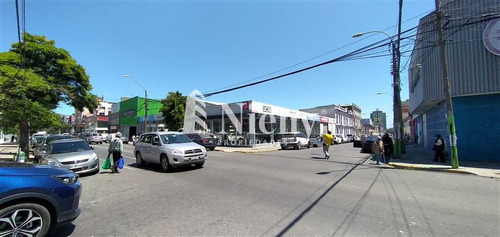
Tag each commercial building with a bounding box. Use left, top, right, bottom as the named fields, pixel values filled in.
left=340, top=104, right=362, bottom=137
left=119, top=96, right=164, bottom=140
left=300, top=104, right=355, bottom=136
left=408, top=0, right=500, bottom=161
left=187, top=100, right=334, bottom=146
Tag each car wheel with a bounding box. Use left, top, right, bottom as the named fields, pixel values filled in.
left=296, top=143, right=301, bottom=150
left=195, top=162, right=204, bottom=168
left=0, top=203, right=51, bottom=237
left=160, top=154, right=171, bottom=172
left=209, top=147, right=215, bottom=151
left=281, top=145, right=286, bottom=150
left=307, top=143, right=311, bottom=149
left=136, top=152, right=145, bottom=167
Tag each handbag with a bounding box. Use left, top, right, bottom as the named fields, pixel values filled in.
left=102, top=155, right=111, bottom=169
left=118, top=156, right=124, bottom=169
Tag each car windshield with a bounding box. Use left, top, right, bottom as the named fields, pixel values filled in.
left=160, top=134, right=192, bottom=144
left=365, top=136, right=378, bottom=141
left=46, top=135, right=72, bottom=144
left=199, top=134, right=214, bottom=139
left=51, top=141, right=91, bottom=154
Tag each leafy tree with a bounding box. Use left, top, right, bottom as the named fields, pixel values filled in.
left=0, top=33, right=98, bottom=154
left=160, top=91, right=186, bottom=131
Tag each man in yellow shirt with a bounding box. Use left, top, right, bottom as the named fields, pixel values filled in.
left=322, top=131, right=334, bottom=160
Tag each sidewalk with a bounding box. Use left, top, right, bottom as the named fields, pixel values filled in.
left=214, top=143, right=500, bottom=179
left=388, top=146, right=500, bottom=179
left=0, top=143, right=19, bottom=161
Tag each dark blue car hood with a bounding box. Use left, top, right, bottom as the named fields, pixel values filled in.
left=0, top=161, right=72, bottom=176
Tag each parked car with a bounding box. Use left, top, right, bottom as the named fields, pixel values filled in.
left=334, top=135, right=343, bottom=144
left=33, top=134, right=72, bottom=162
left=280, top=132, right=310, bottom=150
left=31, top=133, right=47, bottom=148
left=361, top=135, right=378, bottom=153
left=345, top=134, right=354, bottom=143
left=309, top=135, right=323, bottom=147
left=185, top=133, right=217, bottom=151
left=105, top=133, right=115, bottom=143
left=120, top=136, right=129, bottom=144
left=134, top=132, right=208, bottom=172
left=0, top=161, right=81, bottom=236
left=40, top=138, right=100, bottom=175
left=87, top=133, right=104, bottom=144
left=353, top=136, right=363, bottom=148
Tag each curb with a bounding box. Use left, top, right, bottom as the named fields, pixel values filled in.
left=388, top=163, right=474, bottom=175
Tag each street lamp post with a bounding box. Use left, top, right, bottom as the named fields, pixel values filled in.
left=123, top=75, right=148, bottom=133
left=354, top=31, right=404, bottom=158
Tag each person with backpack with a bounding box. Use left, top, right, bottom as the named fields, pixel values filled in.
left=433, top=134, right=446, bottom=162
left=107, top=132, right=124, bottom=173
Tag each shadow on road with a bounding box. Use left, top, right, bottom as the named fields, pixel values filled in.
left=46, top=223, right=76, bottom=237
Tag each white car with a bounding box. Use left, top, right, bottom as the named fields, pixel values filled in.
left=334, top=134, right=344, bottom=144
left=134, top=132, right=207, bottom=172
left=280, top=132, right=310, bottom=150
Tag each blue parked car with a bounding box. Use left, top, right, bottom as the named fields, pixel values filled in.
left=0, top=161, right=82, bottom=236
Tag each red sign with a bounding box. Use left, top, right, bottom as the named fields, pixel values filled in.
left=96, top=116, right=109, bottom=122
left=320, top=116, right=328, bottom=123
left=242, top=101, right=249, bottom=111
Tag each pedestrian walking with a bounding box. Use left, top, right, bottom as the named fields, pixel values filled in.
left=414, top=134, right=419, bottom=147
left=372, top=136, right=384, bottom=165
left=382, top=133, right=393, bottom=164
left=107, top=132, right=124, bottom=173
left=433, top=134, right=446, bottom=162
left=322, top=131, right=334, bottom=160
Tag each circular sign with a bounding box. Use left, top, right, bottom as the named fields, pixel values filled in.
left=321, top=109, right=327, bottom=115
left=483, top=18, right=500, bottom=56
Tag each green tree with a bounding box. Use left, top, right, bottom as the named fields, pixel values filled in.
left=0, top=33, right=98, bottom=154
left=160, top=91, right=186, bottom=131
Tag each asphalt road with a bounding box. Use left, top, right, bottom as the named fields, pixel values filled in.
left=48, top=143, right=500, bottom=236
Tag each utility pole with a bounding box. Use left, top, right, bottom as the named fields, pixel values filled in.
left=144, top=90, right=148, bottom=133
left=395, top=0, right=405, bottom=156
left=434, top=0, right=459, bottom=168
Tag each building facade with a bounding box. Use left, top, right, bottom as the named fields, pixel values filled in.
left=409, top=0, right=500, bottom=161
left=300, top=104, right=355, bottom=136
left=370, top=109, right=386, bottom=133
left=119, top=96, right=164, bottom=139
left=340, top=104, right=362, bottom=137
left=189, top=100, right=334, bottom=146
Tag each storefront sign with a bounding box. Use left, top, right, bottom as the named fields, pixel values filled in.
left=483, top=19, right=500, bottom=56
left=96, top=116, right=109, bottom=122
left=320, top=116, right=329, bottom=123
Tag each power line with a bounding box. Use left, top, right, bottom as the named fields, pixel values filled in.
left=204, top=9, right=434, bottom=95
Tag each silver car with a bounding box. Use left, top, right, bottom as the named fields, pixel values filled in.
left=41, top=138, right=100, bottom=175
left=134, top=132, right=207, bottom=172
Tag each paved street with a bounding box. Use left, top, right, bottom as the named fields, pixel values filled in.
left=49, top=143, right=499, bottom=236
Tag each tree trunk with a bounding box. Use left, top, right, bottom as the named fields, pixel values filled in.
left=19, top=120, right=30, bottom=158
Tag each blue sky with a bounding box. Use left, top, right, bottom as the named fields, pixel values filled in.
left=1, top=0, right=436, bottom=126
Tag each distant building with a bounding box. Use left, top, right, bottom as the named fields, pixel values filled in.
left=300, top=104, right=355, bottom=136
left=72, top=97, right=113, bottom=134
left=370, top=109, right=386, bottom=133
left=340, top=104, right=362, bottom=137
left=409, top=0, right=500, bottom=161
